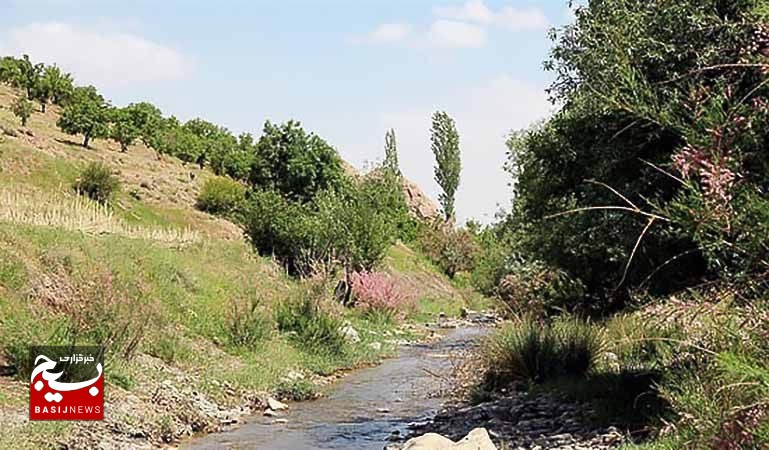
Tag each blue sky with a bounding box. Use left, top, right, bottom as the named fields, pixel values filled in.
left=1, top=0, right=574, bottom=222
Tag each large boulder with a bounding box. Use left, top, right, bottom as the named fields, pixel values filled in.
left=402, top=428, right=496, bottom=450
left=402, top=177, right=440, bottom=220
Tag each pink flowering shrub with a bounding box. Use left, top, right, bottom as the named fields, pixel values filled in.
left=349, top=271, right=415, bottom=321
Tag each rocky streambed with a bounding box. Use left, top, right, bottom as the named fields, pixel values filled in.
left=185, top=313, right=627, bottom=450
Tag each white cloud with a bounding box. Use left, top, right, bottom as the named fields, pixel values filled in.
left=1, top=22, right=190, bottom=89
left=496, top=6, right=549, bottom=31
left=377, top=76, right=553, bottom=223
left=424, top=20, right=487, bottom=49
left=432, top=0, right=494, bottom=24
left=434, top=1, right=549, bottom=31
left=346, top=22, right=412, bottom=44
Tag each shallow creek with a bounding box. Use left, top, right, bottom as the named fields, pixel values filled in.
left=186, top=327, right=485, bottom=450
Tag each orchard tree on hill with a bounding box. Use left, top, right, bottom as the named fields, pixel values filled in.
left=250, top=120, right=345, bottom=202
left=17, top=55, right=43, bottom=99
left=430, top=111, right=461, bottom=221
left=124, top=102, right=163, bottom=147
left=37, top=65, right=74, bottom=110
left=109, top=107, right=140, bottom=152
left=11, top=96, right=33, bottom=127
left=57, top=86, right=110, bottom=147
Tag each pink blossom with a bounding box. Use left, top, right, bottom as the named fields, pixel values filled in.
left=350, top=271, right=415, bottom=318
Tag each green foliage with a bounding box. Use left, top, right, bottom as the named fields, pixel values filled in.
left=73, top=161, right=120, bottom=204
left=109, top=107, right=140, bottom=152
left=250, top=120, right=345, bottom=203
left=16, top=55, right=43, bottom=99
left=431, top=111, right=461, bottom=221
left=418, top=221, right=478, bottom=278
left=123, top=102, right=164, bottom=148
left=11, top=96, right=33, bottom=127
left=0, top=56, right=23, bottom=86
left=384, top=128, right=400, bottom=176
left=196, top=176, right=246, bottom=215
left=39, top=65, right=73, bottom=106
left=242, top=171, right=410, bottom=277
left=500, top=0, right=769, bottom=313
left=57, top=86, right=110, bottom=147
left=275, top=291, right=345, bottom=356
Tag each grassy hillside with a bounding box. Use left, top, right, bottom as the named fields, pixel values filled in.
left=0, top=84, right=485, bottom=448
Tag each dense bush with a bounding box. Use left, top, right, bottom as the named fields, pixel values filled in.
left=196, top=176, right=246, bottom=215
left=73, top=161, right=120, bottom=204
left=349, top=271, right=415, bottom=322
left=242, top=170, right=411, bottom=277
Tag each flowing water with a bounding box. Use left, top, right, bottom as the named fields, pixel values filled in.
left=186, top=327, right=484, bottom=450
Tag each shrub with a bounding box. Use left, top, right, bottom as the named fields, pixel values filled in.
left=418, top=221, right=478, bottom=278
left=73, top=161, right=120, bottom=204
left=349, top=271, right=415, bottom=322
left=11, top=96, right=33, bottom=126
left=227, top=296, right=272, bottom=348
left=275, top=288, right=346, bottom=356
left=196, top=176, right=246, bottom=215
left=496, top=260, right=585, bottom=317
left=482, top=316, right=605, bottom=388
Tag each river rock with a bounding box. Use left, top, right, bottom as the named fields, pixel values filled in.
left=267, top=397, right=288, bottom=411
left=340, top=324, right=361, bottom=343
left=401, top=428, right=496, bottom=450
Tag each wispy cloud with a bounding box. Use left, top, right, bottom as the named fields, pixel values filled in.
left=347, top=1, right=547, bottom=50
left=423, top=20, right=486, bottom=49
left=0, top=21, right=191, bottom=89
left=434, top=0, right=548, bottom=31
left=345, top=22, right=412, bottom=45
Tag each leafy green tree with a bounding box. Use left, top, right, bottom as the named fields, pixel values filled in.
left=11, top=96, right=33, bottom=126
left=250, top=120, right=345, bottom=203
left=38, top=65, right=74, bottom=110
left=17, top=55, right=43, bottom=99
left=384, top=128, right=401, bottom=176
left=109, top=107, right=140, bottom=152
left=57, top=86, right=110, bottom=147
left=430, top=111, right=461, bottom=221
left=0, top=56, right=22, bottom=86
left=124, top=102, right=163, bottom=147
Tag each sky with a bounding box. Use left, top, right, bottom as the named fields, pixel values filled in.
left=0, top=0, right=575, bottom=223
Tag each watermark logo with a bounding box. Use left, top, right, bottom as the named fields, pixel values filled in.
left=29, top=346, right=104, bottom=420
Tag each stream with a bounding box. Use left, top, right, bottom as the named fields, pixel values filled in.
left=186, top=327, right=485, bottom=450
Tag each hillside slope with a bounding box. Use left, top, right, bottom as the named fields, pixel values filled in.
left=0, top=84, right=481, bottom=449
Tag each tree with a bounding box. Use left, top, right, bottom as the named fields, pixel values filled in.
left=123, top=102, right=163, bottom=147
left=430, top=111, right=461, bottom=221
left=250, top=120, right=346, bottom=203
left=11, top=96, right=33, bottom=127
left=17, top=55, right=43, bottom=99
left=0, top=57, right=22, bottom=87
left=37, top=65, right=74, bottom=110
left=384, top=128, right=401, bottom=176
left=57, top=86, right=110, bottom=147
left=109, top=107, right=140, bottom=152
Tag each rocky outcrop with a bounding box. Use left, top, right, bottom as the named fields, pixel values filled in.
left=403, top=177, right=440, bottom=220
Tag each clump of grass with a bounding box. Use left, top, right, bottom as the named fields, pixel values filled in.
left=227, top=295, right=272, bottom=348
left=275, top=286, right=346, bottom=356
left=73, top=161, right=120, bottom=204
left=481, top=315, right=606, bottom=388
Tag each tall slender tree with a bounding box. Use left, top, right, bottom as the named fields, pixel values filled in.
left=384, top=128, right=401, bottom=176
left=430, top=111, right=461, bottom=221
